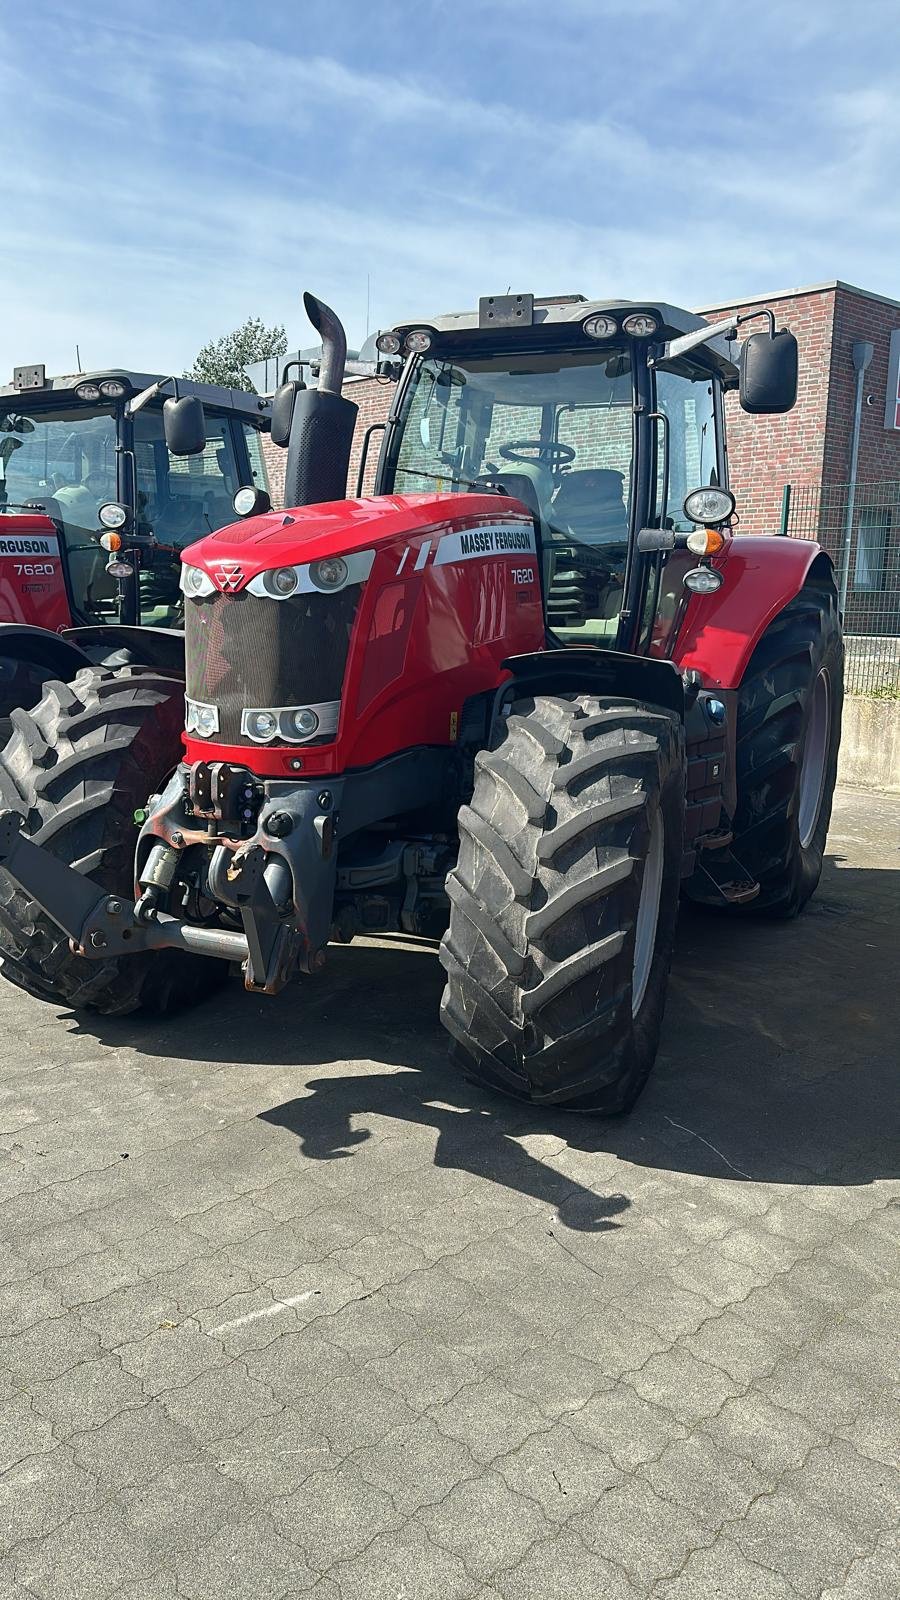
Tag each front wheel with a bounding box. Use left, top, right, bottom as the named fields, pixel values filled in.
left=0, top=666, right=222, bottom=1015
left=440, top=694, right=684, bottom=1113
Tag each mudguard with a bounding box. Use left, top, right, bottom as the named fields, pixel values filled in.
left=673, top=537, right=833, bottom=690
left=63, top=625, right=185, bottom=675
left=0, top=622, right=92, bottom=679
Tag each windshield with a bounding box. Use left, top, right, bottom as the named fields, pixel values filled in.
left=392, top=351, right=634, bottom=644
left=0, top=400, right=249, bottom=627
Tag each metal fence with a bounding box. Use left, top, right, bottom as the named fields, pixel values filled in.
left=782, top=478, right=900, bottom=695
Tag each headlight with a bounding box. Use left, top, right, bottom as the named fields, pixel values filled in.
left=309, top=557, right=348, bottom=590
left=75, top=381, right=101, bottom=402
left=245, top=709, right=279, bottom=742
left=403, top=329, right=433, bottom=354
left=98, top=501, right=128, bottom=530
left=376, top=331, right=402, bottom=355
left=583, top=314, right=618, bottom=340
left=684, top=565, right=724, bottom=595
left=289, top=708, right=319, bottom=738
left=622, top=312, right=660, bottom=337
left=185, top=698, right=220, bottom=737
left=105, top=559, right=134, bottom=578
left=683, top=486, right=736, bottom=527
left=99, top=379, right=128, bottom=400
left=233, top=485, right=271, bottom=518
left=262, top=565, right=300, bottom=598
left=179, top=564, right=216, bottom=598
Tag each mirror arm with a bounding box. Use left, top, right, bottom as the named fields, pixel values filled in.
left=126, top=378, right=171, bottom=418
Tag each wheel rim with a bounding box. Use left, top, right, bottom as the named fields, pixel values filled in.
left=632, top=809, right=665, bottom=1017
left=798, top=668, right=831, bottom=849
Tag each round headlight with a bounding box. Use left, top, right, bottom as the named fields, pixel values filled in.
left=376, top=331, right=402, bottom=356
left=309, top=557, right=348, bottom=590
left=289, top=708, right=320, bottom=739
left=683, top=487, right=736, bottom=527
left=622, top=312, right=660, bottom=337
left=105, top=559, right=134, bottom=578
left=684, top=565, right=724, bottom=595
left=233, top=485, right=272, bottom=518
left=583, top=314, right=618, bottom=340
left=99, top=379, right=128, bottom=400
left=182, top=565, right=207, bottom=597
left=247, top=710, right=278, bottom=742
left=98, top=502, right=128, bottom=530
left=75, top=381, right=101, bottom=402
left=194, top=705, right=218, bottom=737
left=265, top=565, right=299, bottom=597
left=404, top=329, right=433, bottom=354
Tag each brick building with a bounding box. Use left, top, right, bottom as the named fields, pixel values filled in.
left=264, top=280, right=900, bottom=535
left=696, top=280, right=900, bottom=534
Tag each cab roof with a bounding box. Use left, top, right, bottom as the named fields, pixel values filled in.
left=0, top=367, right=272, bottom=420
left=378, top=293, right=739, bottom=381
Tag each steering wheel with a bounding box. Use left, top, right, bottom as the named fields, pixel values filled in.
left=499, top=439, right=576, bottom=470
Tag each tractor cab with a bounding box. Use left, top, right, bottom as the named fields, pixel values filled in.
left=372, top=294, right=793, bottom=655
left=0, top=366, right=272, bottom=633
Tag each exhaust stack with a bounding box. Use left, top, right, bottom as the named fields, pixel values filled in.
left=281, top=291, right=359, bottom=508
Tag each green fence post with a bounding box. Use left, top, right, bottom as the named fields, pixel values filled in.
left=779, top=482, right=791, bottom=536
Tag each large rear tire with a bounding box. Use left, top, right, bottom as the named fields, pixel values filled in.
left=440, top=694, right=684, bottom=1113
left=729, top=579, right=843, bottom=918
left=0, top=666, right=220, bottom=1015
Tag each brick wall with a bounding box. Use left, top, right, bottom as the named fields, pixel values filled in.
left=825, top=287, right=900, bottom=486
left=695, top=288, right=835, bottom=535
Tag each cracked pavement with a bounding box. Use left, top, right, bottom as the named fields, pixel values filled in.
left=0, top=783, right=897, bottom=1599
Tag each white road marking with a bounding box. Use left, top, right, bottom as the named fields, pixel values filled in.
left=209, top=1290, right=316, bottom=1335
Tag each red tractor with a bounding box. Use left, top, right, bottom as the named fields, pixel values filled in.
left=0, top=361, right=273, bottom=736
left=0, top=292, right=841, bottom=1112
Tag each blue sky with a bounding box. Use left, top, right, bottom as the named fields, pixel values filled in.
left=4, top=0, right=898, bottom=379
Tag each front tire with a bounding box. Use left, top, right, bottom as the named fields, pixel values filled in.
left=0, top=666, right=220, bottom=1015
left=440, top=694, right=684, bottom=1113
left=729, top=579, right=843, bottom=917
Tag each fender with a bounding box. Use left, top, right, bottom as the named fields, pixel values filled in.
left=63, top=625, right=185, bottom=676
left=672, top=537, right=833, bottom=690
left=0, top=622, right=92, bottom=679
left=502, top=647, right=685, bottom=719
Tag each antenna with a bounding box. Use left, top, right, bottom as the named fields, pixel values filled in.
left=75, top=344, right=83, bottom=373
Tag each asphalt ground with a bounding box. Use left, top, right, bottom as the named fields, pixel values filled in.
left=0, top=783, right=897, bottom=1599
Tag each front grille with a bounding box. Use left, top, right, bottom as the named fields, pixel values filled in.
left=185, top=586, right=362, bottom=743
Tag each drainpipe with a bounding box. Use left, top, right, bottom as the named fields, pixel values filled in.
left=837, top=340, right=874, bottom=614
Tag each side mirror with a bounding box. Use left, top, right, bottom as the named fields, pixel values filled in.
left=163, top=395, right=206, bottom=456
left=271, top=381, right=301, bottom=448
left=739, top=329, right=798, bottom=415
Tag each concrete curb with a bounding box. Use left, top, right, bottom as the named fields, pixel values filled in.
left=837, top=694, right=900, bottom=793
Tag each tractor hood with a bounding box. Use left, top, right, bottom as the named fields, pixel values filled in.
left=180, top=492, right=528, bottom=591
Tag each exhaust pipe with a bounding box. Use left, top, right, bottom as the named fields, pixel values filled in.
left=281, top=291, right=359, bottom=508
left=303, top=291, right=346, bottom=396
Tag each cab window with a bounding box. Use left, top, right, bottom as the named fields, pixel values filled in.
left=133, top=408, right=241, bottom=626
left=654, top=364, right=718, bottom=531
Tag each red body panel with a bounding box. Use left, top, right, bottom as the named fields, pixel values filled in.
left=664, top=534, right=826, bottom=689
left=182, top=494, right=545, bottom=775
left=0, top=513, right=72, bottom=633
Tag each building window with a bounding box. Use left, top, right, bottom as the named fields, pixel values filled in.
left=854, top=506, right=891, bottom=592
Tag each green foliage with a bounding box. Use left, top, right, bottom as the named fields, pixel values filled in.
left=185, top=317, right=288, bottom=393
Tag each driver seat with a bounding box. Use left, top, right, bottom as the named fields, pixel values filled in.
left=548, top=469, right=628, bottom=546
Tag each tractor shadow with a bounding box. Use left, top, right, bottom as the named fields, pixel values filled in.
left=74, top=846, right=899, bottom=1225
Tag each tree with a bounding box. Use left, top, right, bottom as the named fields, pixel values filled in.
left=185, top=316, right=288, bottom=392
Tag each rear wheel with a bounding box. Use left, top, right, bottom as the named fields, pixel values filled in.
left=440, top=694, right=684, bottom=1113
left=0, top=666, right=219, bottom=1015
left=729, top=579, right=843, bottom=917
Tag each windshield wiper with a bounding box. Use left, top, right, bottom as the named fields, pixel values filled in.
left=394, top=465, right=485, bottom=492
